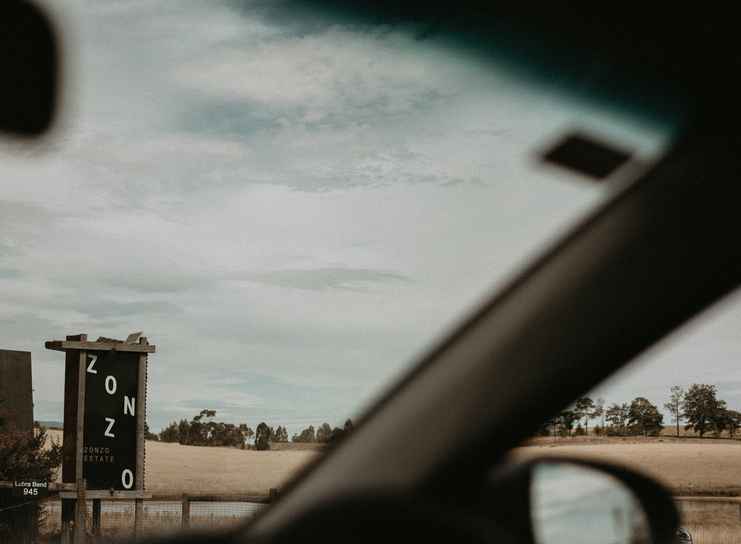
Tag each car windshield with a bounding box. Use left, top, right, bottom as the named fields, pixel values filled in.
left=0, top=1, right=684, bottom=539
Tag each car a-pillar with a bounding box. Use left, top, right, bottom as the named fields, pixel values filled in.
left=45, top=333, right=155, bottom=543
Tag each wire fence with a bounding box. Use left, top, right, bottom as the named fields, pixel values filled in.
left=34, top=497, right=267, bottom=541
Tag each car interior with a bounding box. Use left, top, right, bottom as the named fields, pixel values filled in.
left=3, top=3, right=740, bottom=544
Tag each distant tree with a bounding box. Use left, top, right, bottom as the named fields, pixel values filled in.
left=593, top=398, right=605, bottom=432
left=272, top=426, right=289, bottom=442
left=725, top=410, right=741, bottom=438
left=144, top=422, right=159, bottom=441
left=682, top=384, right=724, bottom=437
left=575, top=397, right=596, bottom=435
left=664, top=386, right=685, bottom=437
left=605, top=403, right=629, bottom=436
left=556, top=410, right=578, bottom=437
left=292, top=425, right=316, bottom=443
left=255, top=422, right=271, bottom=450
left=177, top=419, right=191, bottom=445
left=628, top=397, right=664, bottom=436
left=160, top=421, right=179, bottom=443
left=316, top=422, right=333, bottom=443
left=207, top=422, right=246, bottom=447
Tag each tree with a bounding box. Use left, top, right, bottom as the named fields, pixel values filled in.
left=273, top=426, right=289, bottom=442
left=160, top=421, right=179, bottom=443
left=316, top=422, right=333, bottom=443
left=664, top=386, right=685, bottom=437
left=628, top=397, right=664, bottom=436
left=575, top=397, right=595, bottom=435
left=292, top=425, right=316, bottom=443
left=593, top=398, right=605, bottom=431
left=556, top=410, right=578, bottom=437
left=144, top=422, right=159, bottom=441
left=605, top=403, right=629, bottom=436
left=725, top=410, right=741, bottom=438
left=682, top=384, right=724, bottom=437
left=255, top=422, right=271, bottom=450
left=177, top=419, right=191, bottom=445
left=1, top=415, right=62, bottom=540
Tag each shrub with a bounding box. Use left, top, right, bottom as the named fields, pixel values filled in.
left=0, top=421, right=62, bottom=541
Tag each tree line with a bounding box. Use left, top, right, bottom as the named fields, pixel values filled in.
left=539, top=384, right=741, bottom=439
left=157, top=409, right=354, bottom=450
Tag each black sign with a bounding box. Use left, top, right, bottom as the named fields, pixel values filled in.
left=83, top=351, right=139, bottom=490
left=12, top=480, right=49, bottom=498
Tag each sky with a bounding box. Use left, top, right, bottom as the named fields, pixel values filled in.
left=1, top=0, right=732, bottom=436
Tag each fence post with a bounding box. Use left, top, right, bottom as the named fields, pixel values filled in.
left=92, top=499, right=101, bottom=538
left=181, top=495, right=190, bottom=529
left=74, top=479, right=87, bottom=544
left=134, top=498, right=143, bottom=539
left=61, top=520, right=71, bottom=544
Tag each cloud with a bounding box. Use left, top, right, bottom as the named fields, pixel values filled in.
left=1, top=0, right=694, bottom=442
left=241, top=267, right=410, bottom=291
left=73, top=300, right=183, bottom=320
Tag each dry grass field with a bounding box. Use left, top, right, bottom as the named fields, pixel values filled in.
left=42, top=430, right=741, bottom=542
left=45, top=430, right=319, bottom=495
left=45, top=429, right=741, bottom=496
left=514, top=437, right=741, bottom=496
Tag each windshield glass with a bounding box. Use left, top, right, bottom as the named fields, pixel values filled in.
left=0, top=0, right=683, bottom=538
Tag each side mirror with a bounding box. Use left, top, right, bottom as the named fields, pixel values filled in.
left=487, top=456, right=680, bottom=544
left=0, top=2, right=59, bottom=137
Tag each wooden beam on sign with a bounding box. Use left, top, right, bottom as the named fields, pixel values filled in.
left=45, top=340, right=156, bottom=353
left=59, top=490, right=152, bottom=500
left=136, top=351, right=147, bottom=491
left=135, top=346, right=148, bottom=539
left=74, top=353, right=86, bottom=544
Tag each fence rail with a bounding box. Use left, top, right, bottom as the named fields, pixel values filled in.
left=2, top=482, right=276, bottom=542
left=46, top=494, right=273, bottom=541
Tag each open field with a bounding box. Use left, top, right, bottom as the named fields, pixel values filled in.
left=45, top=430, right=319, bottom=495
left=44, top=429, right=741, bottom=496
left=42, top=431, right=741, bottom=542
left=513, top=438, right=741, bottom=496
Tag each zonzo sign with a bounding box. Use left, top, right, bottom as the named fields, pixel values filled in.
left=83, top=351, right=139, bottom=489
left=45, top=333, right=155, bottom=542
left=45, top=334, right=155, bottom=492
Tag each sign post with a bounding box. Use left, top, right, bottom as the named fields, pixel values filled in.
left=46, top=333, right=155, bottom=542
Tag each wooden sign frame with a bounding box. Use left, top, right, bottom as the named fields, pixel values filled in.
left=46, top=333, right=155, bottom=541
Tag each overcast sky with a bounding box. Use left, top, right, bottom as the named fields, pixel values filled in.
left=2, top=0, right=734, bottom=436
